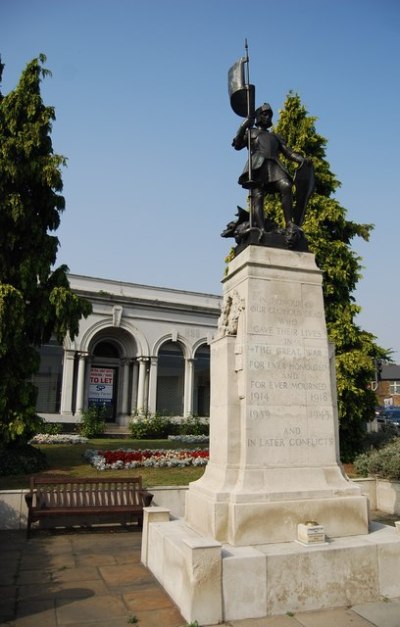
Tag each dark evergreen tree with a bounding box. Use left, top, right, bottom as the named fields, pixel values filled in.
left=265, top=93, right=387, bottom=460
left=0, top=55, right=91, bottom=448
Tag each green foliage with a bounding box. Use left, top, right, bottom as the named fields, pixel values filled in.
left=42, top=422, right=63, bottom=435
left=129, top=415, right=209, bottom=440
left=353, top=451, right=371, bottom=477
left=129, top=415, right=178, bottom=439
left=0, top=443, right=48, bottom=476
left=178, top=416, right=209, bottom=436
left=79, top=406, right=106, bottom=438
left=354, top=437, right=400, bottom=480
left=264, top=93, right=388, bottom=460
left=0, top=55, right=92, bottom=446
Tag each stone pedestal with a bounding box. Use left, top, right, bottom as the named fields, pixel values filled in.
left=142, top=246, right=400, bottom=625
left=185, top=246, right=368, bottom=545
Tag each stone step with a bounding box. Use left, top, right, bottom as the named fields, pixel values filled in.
left=103, top=424, right=130, bottom=437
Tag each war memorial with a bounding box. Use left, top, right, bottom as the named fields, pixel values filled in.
left=141, top=47, right=400, bottom=624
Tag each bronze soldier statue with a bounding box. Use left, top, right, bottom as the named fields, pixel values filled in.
left=232, top=103, right=306, bottom=233
left=224, top=45, right=314, bottom=252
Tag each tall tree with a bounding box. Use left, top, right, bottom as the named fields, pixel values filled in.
left=0, top=55, right=91, bottom=446
left=264, top=93, right=386, bottom=460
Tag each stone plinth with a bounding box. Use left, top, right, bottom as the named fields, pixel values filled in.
left=185, top=246, right=368, bottom=545
left=142, top=513, right=400, bottom=625
left=142, top=246, right=399, bottom=624
left=142, top=512, right=223, bottom=626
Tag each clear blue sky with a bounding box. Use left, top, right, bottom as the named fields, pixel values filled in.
left=1, top=0, right=399, bottom=358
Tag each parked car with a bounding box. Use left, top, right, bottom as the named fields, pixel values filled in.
left=375, top=406, right=385, bottom=424
left=377, top=407, right=400, bottom=431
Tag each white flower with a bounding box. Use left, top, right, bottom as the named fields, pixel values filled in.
left=30, top=434, right=89, bottom=445
left=168, top=434, right=209, bottom=444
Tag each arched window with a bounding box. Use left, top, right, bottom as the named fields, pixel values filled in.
left=33, top=339, right=64, bottom=413
left=93, top=341, right=120, bottom=358
left=193, top=344, right=210, bottom=417
left=156, top=341, right=184, bottom=416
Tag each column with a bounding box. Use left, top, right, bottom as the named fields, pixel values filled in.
left=147, top=356, right=158, bottom=415
left=136, top=357, right=148, bottom=415
left=143, top=361, right=150, bottom=414
left=60, top=350, right=76, bottom=416
left=130, top=360, right=139, bottom=414
left=121, top=359, right=131, bottom=417
left=75, top=352, right=88, bottom=416
left=184, top=358, right=195, bottom=417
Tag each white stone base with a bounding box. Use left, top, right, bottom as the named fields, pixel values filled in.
left=185, top=479, right=369, bottom=544
left=142, top=508, right=400, bottom=625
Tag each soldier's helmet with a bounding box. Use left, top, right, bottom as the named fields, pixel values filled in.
left=255, top=103, right=273, bottom=117
left=255, top=103, right=273, bottom=127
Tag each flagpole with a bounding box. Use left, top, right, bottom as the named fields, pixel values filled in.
left=244, top=39, right=254, bottom=228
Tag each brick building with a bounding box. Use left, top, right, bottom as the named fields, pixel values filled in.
left=375, top=363, right=400, bottom=407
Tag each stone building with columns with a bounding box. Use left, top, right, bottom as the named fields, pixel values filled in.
left=33, top=274, right=221, bottom=426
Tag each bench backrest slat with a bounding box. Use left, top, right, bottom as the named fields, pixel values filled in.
left=30, top=476, right=144, bottom=510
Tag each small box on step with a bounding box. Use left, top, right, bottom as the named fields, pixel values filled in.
left=297, top=521, right=326, bottom=545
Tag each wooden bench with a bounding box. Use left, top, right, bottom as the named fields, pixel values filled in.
left=25, top=476, right=153, bottom=537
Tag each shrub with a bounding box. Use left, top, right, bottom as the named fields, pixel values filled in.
left=129, top=415, right=177, bottom=439
left=42, top=422, right=63, bottom=435
left=0, top=444, right=48, bottom=476
left=361, top=425, right=398, bottom=451
left=128, top=414, right=210, bottom=440
left=354, top=437, right=400, bottom=480
left=79, top=406, right=106, bottom=438
left=179, top=416, right=209, bottom=436
left=352, top=452, right=371, bottom=477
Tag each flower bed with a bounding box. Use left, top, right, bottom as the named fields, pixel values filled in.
left=30, top=434, right=89, bottom=445
left=168, top=434, right=209, bottom=444
left=84, top=448, right=209, bottom=471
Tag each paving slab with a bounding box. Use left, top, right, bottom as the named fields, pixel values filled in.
left=124, top=585, right=179, bottom=611
left=217, top=616, right=303, bottom=626
left=130, top=606, right=189, bottom=626
left=74, top=552, right=117, bottom=567
left=0, top=598, right=17, bottom=624
left=51, top=565, right=100, bottom=583
left=18, top=580, right=107, bottom=601
left=62, top=622, right=142, bottom=627
left=55, top=594, right=128, bottom=625
left=19, top=553, right=76, bottom=570
left=99, top=562, right=155, bottom=588
left=15, top=598, right=57, bottom=626
left=352, top=598, right=400, bottom=627
left=2, top=527, right=400, bottom=627
left=293, top=605, right=376, bottom=626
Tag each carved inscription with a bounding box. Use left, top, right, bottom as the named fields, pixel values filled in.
left=247, top=344, right=330, bottom=405
left=247, top=433, right=335, bottom=448
left=243, top=285, right=335, bottom=459
left=246, top=421, right=335, bottom=462
left=249, top=291, right=324, bottom=338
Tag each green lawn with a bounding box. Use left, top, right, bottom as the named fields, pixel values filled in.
left=0, top=439, right=207, bottom=490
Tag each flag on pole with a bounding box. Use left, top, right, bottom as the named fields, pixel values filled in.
left=228, top=57, right=255, bottom=118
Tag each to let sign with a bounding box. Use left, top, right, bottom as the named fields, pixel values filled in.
left=89, top=367, right=114, bottom=405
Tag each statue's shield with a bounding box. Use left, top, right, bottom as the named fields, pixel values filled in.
left=293, top=160, right=315, bottom=226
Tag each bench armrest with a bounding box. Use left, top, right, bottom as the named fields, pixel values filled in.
left=140, top=490, right=154, bottom=507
